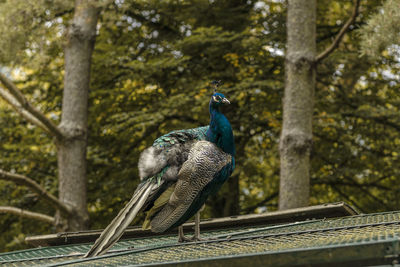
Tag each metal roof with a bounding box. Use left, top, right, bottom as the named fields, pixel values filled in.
left=2, top=203, right=400, bottom=267
left=25, top=202, right=357, bottom=247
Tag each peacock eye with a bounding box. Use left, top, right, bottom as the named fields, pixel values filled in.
left=216, top=96, right=222, bottom=101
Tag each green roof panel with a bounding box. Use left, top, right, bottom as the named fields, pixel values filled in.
left=1, top=206, right=400, bottom=266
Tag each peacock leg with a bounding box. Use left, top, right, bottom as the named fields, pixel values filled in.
left=191, top=204, right=206, bottom=241
left=192, top=211, right=201, bottom=241
left=179, top=205, right=205, bottom=242
left=178, top=225, right=191, bottom=242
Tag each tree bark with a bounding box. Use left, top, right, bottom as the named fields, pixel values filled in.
left=279, top=0, right=316, bottom=210
left=57, top=0, right=99, bottom=230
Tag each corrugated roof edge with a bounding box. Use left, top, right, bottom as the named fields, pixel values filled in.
left=45, top=238, right=399, bottom=267
left=25, top=202, right=358, bottom=247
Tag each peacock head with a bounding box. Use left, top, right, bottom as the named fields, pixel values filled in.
left=211, top=92, right=230, bottom=107
left=209, top=80, right=230, bottom=109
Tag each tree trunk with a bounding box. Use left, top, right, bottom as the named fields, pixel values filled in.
left=279, top=0, right=316, bottom=210
left=57, top=0, right=99, bottom=231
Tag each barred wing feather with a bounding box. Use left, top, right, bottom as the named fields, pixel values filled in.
left=150, top=141, right=232, bottom=232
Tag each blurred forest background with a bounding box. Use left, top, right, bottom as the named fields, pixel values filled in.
left=0, top=0, right=400, bottom=252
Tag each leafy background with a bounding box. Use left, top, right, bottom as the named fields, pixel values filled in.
left=1, top=0, right=399, bottom=251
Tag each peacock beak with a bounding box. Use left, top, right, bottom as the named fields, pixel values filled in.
left=221, top=98, right=230, bottom=104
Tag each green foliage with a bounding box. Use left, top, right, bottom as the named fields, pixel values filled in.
left=0, top=0, right=73, bottom=66
left=359, top=0, right=400, bottom=59
left=84, top=0, right=285, bottom=227
left=1, top=0, right=400, bottom=253
left=313, top=0, right=400, bottom=212
left=0, top=109, right=57, bottom=251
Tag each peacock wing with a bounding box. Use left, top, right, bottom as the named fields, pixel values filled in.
left=152, top=126, right=209, bottom=149
left=138, top=126, right=209, bottom=182
left=149, top=141, right=232, bottom=233
left=85, top=127, right=210, bottom=257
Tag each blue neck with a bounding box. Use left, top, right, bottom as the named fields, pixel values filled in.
left=206, top=104, right=235, bottom=157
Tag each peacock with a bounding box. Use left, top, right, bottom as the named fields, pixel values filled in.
left=84, top=83, right=235, bottom=257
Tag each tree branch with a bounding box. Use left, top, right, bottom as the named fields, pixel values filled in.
left=0, top=87, right=50, bottom=134
left=0, top=206, right=55, bottom=224
left=0, top=72, right=64, bottom=140
left=0, top=169, right=73, bottom=216
left=316, top=0, right=361, bottom=63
